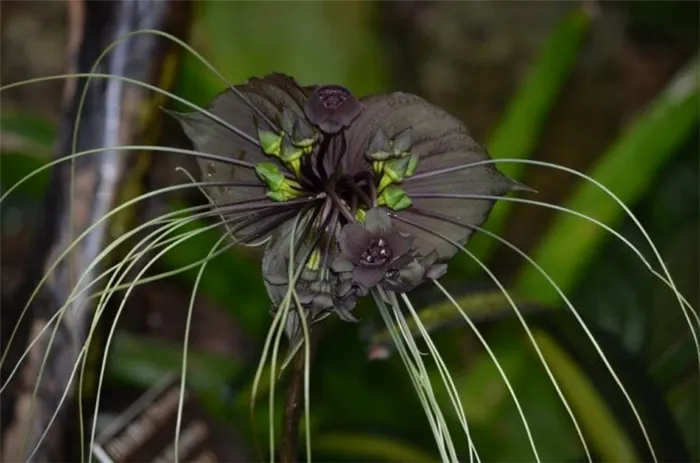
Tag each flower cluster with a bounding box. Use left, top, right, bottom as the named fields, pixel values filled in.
left=171, top=73, right=516, bottom=340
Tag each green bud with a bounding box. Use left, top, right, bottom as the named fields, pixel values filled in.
left=380, top=186, right=412, bottom=211
left=265, top=179, right=303, bottom=201
left=366, top=128, right=393, bottom=161
left=280, top=107, right=319, bottom=150
left=405, top=152, right=419, bottom=177
left=288, top=158, right=301, bottom=178
left=307, top=248, right=322, bottom=270
left=280, top=107, right=297, bottom=135
left=377, top=174, right=393, bottom=193
left=384, top=155, right=412, bottom=183
left=258, top=129, right=283, bottom=157
left=255, top=162, right=285, bottom=191
left=291, top=118, right=319, bottom=148
left=266, top=190, right=293, bottom=202
left=355, top=208, right=367, bottom=222
left=372, top=160, right=384, bottom=176
left=392, top=127, right=412, bottom=155
left=280, top=136, right=304, bottom=163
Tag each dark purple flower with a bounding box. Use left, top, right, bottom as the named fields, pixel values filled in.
left=332, top=208, right=414, bottom=289
left=169, top=72, right=521, bottom=338
left=303, top=85, right=363, bottom=134
left=262, top=219, right=362, bottom=335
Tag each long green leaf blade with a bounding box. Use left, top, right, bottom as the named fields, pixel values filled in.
left=516, top=55, right=700, bottom=303
left=465, top=8, right=592, bottom=265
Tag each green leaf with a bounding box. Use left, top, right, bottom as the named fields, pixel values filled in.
left=190, top=1, right=386, bottom=95
left=446, top=331, right=529, bottom=425
left=516, top=55, right=700, bottom=304
left=379, top=186, right=412, bottom=211
left=107, top=331, right=242, bottom=400
left=255, top=162, right=285, bottom=191
left=0, top=112, right=56, bottom=154
left=0, top=113, right=55, bottom=197
left=258, top=129, right=283, bottom=156
left=464, top=8, right=592, bottom=265
left=532, top=329, right=638, bottom=461
left=104, top=331, right=258, bottom=433
left=530, top=312, right=690, bottom=462
left=666, top=374, right=700, bottom=460
left=0, top=152, right=49, bottom=198
left=312, top=432, right=438, bottom=462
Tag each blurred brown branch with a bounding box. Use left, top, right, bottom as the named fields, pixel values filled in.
left=281, top=330, right=317, bottom=463
left=1, top=0, right=192, bottom=460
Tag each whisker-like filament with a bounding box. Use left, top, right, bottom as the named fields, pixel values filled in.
left=408, top=157, right=692, bottom=331
left=375, top=288, right=457, bottom=462
left=399, top=292, right=479, bottom=463
left=250, top=299, right=288, bottom=459
left=409, top=192, right=699, bottom=325
left=6, top=20, right=691, bottom=462
left=268, top=211, right=314, bottom=462
left=84, top=202, right=299, bottom=461
left=431, top=280, right=543, bottom=462
left=8, top=180, right=300, bottom=460
left=371, top=290, right=448, bottom=460
left=390, top=213, right=592, bottom=462
left=175, top=232, right=230, bottom=463
left=285, top=212, right=317, bottom=463
left=0, top=179, right=295, bottom=377
left=0, top=207, right=202, bottom=393
left=410, top=206, right=676, bottom=461
left=387, top=294, right=460, bottom=461
left=22, top=213, right=233, bottom=462
left=5, top=200, right=295, bottom=401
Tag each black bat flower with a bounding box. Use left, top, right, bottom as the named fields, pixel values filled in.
left=169, top=73, right=519, bottom=340
left=304, top=84, right=363, bottom=134
left=332, top=207, right=415, bottom=289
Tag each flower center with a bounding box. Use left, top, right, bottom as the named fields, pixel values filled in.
left=360, top=237, right=392, bottom=267
left=317, top=86, right=350, bottom=110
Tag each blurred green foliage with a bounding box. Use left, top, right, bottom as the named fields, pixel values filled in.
left=1, top=1, right=698, bottom=462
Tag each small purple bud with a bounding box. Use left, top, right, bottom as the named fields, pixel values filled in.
left=304, top=85, right=362, bottom=134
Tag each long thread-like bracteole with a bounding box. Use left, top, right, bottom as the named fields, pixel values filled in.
left=5, top=3, right=194, bottom=459
left=391, top=213, right=592, bottom=462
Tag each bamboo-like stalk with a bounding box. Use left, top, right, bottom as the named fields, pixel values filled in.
left=1, top=1, right=191, bottom=461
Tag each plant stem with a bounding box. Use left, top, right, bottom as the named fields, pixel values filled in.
left=281, top=330, right=317, bottom=463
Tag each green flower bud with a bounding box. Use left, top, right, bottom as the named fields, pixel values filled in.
left=391, top=127, right=412, bottom=156
left=280, top=136, right=304, bottom=163
left=291, top=118, right=319, bottom=149
left=266, top=190, right=293, bottom=202
left=255, top=162, right=285, bottom=191
left=257, top=128, right=283, bottom=157
left=379, top=186, right=412, bottom=211
left=384, top=155, right=412, bottom=183
left=366, top=128, right=393, bottom=161
left=405, top=152, right=419, bottom=177
left=280, top=107, right=297, bottom=135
